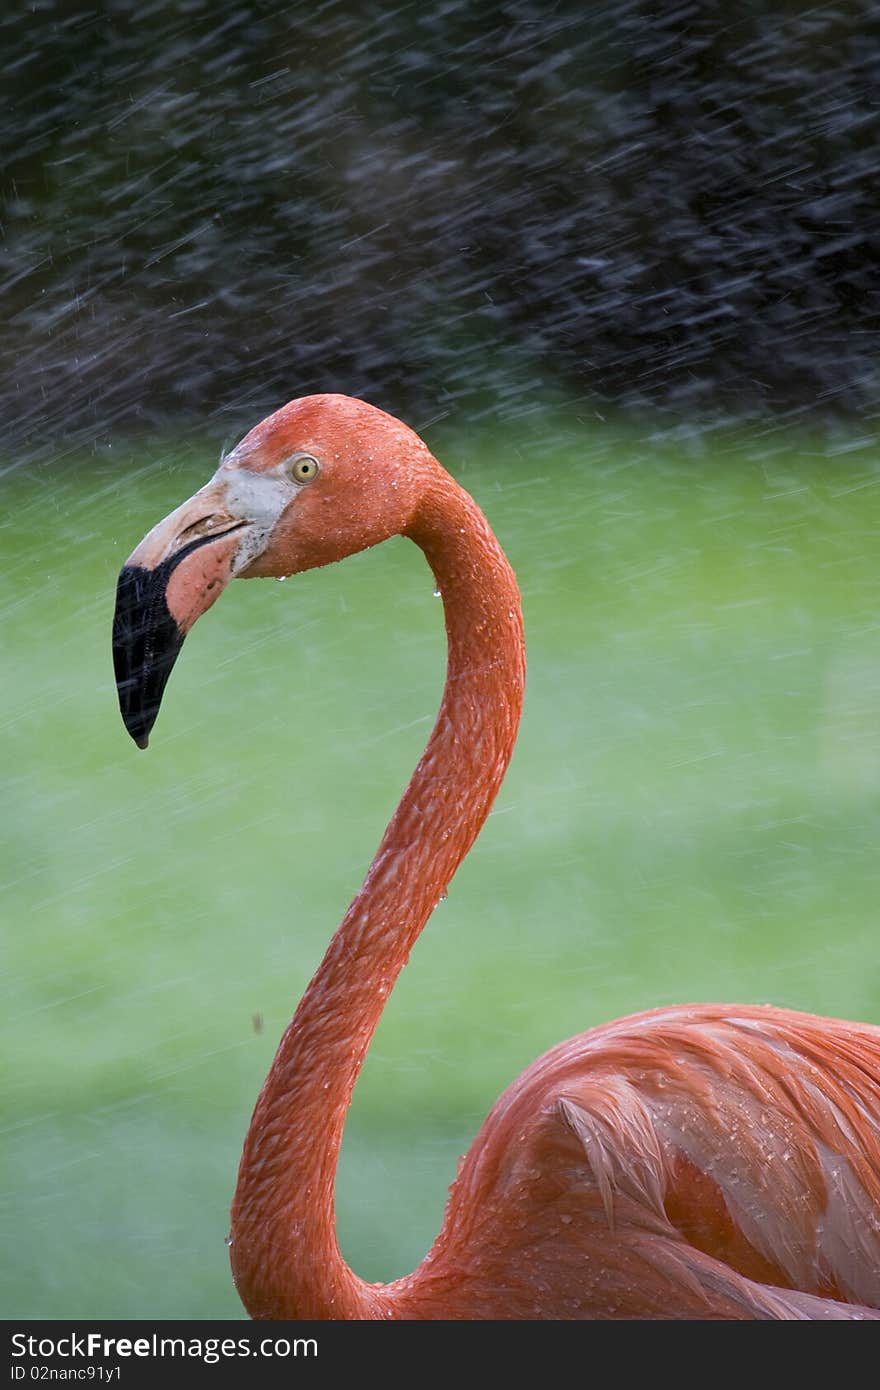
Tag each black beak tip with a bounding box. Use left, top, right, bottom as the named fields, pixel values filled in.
left=113, top=562, right=186, bottom=752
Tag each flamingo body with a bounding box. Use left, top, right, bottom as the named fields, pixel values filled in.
left=392, top=1003, right=880, bottom=1319
left=112, top=395, right=880, bottom=1319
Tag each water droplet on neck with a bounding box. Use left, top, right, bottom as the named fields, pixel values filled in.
left=432, top=587, right=441, bottom=598
left=224, top=1234, right=234, bottom=1247
left=438, top=891, right=448, bottom=903
left=276, top=575, right=288, bottom=583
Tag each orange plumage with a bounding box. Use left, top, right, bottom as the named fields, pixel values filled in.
left=113, top=395, right=880, bottom=1319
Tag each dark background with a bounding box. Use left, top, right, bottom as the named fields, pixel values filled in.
left=3, top=0, right=879, bottom=454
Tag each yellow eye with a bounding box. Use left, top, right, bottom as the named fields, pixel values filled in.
left=288, top=454, right=320, bottom=484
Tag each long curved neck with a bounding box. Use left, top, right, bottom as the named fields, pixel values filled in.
left=229, top=470, right=525, bottom=1319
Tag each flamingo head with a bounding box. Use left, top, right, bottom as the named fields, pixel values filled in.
left=112, top=394, right=434, bottom=749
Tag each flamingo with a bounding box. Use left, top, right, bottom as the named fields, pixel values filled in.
left=112, top=394, right=880, bottom=1320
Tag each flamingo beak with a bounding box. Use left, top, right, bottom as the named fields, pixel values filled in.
left=112, top=484, right=250, bottom=749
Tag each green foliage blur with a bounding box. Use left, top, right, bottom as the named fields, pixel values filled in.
left=4, top=2, right=877, bottom=445
left=3, top=417, right=880, bottom=1318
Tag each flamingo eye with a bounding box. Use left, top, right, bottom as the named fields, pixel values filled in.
left=287, top=454, right=320, bottom=484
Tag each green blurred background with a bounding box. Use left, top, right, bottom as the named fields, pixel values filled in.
left=3, top=416, right=879, bottom=1318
